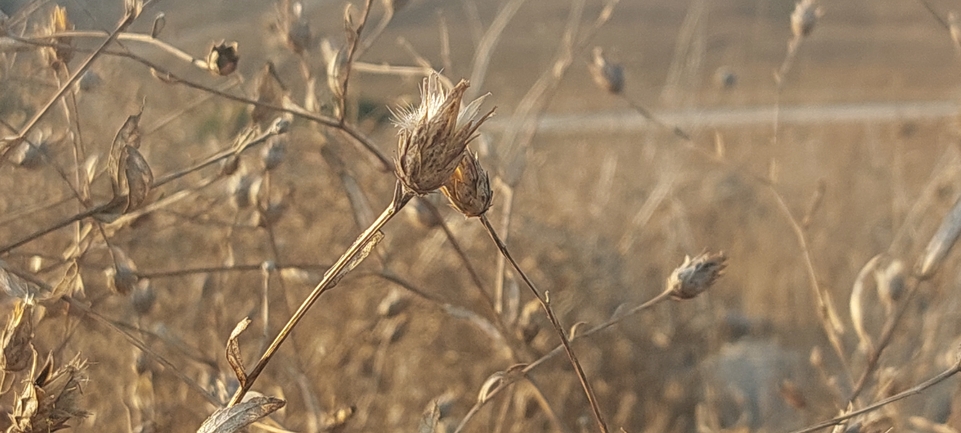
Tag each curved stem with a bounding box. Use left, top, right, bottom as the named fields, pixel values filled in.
left=479, top=215, right=608, bottom=433
left=228, top=183, right=412, bottom=406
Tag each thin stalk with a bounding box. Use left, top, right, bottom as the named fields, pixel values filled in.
left=479, top=215, right=608, bottom=433
left=789, top=361, right=961, bottom=433
left=228, top=182, right=412, bottom=406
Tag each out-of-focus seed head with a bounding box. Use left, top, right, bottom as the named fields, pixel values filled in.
left=74, top=69, right=102, bottom=93
left=588, top=47, right=624, bottom=94
left=220, top=154, right=240, bottom=176
left=42, top=6, right=74, bottom=69
left=207, top=41, right=239, bottom=76
left=441, top=150, right=492, bottom=217
left=278, top=1, right=312, bottom=54
left=1, top=301, right=34, bottom=372
left=130, top=279, right=155, bottom=316
left=874, top=259, right=906, bottom=309
left=229, top=173, right=262, bottom=210
left=516, top=299, right=542, bottom=345
left=791, top=0, right=823, bottom=39
left=393, top=73, right=494, bottom=195
left=261, top=137, right=286, bottom=171
left=11, top=135, right=46, bottom=170
left=714, top=66, right=737, bottom=89
left=377, top=288, right=409, bottom=317
left=667, top=250, right=727, bottom=300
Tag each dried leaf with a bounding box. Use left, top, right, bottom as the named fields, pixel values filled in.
left=1, top=301, right=34, bottom=372
left=326, top=231, right=384, bottom=286
left=120, top=145, right=153, bottom=211
left=196, top=396, right=285, bottom=433
left=419, top=403, right=440, bottom=433
left=226, top=317, right=251, bottom=387
left=207, top=41, right=239, bottom=76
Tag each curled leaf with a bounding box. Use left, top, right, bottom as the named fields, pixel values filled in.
left=226, top=317, right=251, bottom=387
left=196, top=396, right=285, bottom=433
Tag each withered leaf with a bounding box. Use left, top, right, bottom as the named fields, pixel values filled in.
left=226, top=317, right=251, bottom=387
left=418, top=402, right=440, bottom=433
left=326, top=231, right=383, bottom=287
left=196, top=396, right=285, bottom=433
left=1, top=301, right=34, bottom=372
left=120, top=145, right=153, bottom=212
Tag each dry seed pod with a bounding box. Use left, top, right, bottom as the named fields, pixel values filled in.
left=588, top=47, right=624, bottom=94
left=791, top=0, right=823, bottom=39
left=516, top=299, right=542, bottom=344
left=9, top=355, right=89, bottom=432
left=1, top=301, right=34, bottom=372
left=441, top=150, right=492, bottom=217
left=322, top=40, right=348, bottom=100
left=207, top=41, right=239, bottom=76
left=116, top=145, right=154, bottom=212
left=393, top=73, right=494, bottom=195
left=667, top=250, right=727, bottom=300
left=916, top=195, right=961, bottom=279
left=105, top=249, right=139, bottom=295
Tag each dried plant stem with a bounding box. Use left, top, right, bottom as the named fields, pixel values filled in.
left=454, top=284, right=673, bottom=433
left=228, top=183, right=413, bottom=406
left=479, top=215, right=609, bottom=433
left=2, top=10, right=138, bottom=156
left=790, top=360, right=961, bottom=433
left=768, top=186, right=853, bottom=387
left=336, top=0, right=374, bottom=123
left=846, top=278, right=923, bottom=403
left=621, top=96, right=691, bottom=141
left=0, top=120, right=285, bottom=255
left=30, top=30, right=207, bottom=69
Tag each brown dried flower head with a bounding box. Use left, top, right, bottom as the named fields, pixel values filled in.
left=588, top=47, right=624, bottom=94
left=667, top=250, right=727, bottom=300
left=207, top=41, right=239, bottom=76
left=9, top=355, right=89, bottom=433
left=441, top=150, right=492, bottom=217
left=791, top=0, right=823, bottom=39
left=394, top=73, right=494, bottom=195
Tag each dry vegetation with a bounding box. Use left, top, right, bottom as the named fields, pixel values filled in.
left=3, top=0, right=961, bottom=432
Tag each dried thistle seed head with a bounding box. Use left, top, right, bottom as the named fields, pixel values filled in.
left=42, top=5, right=74, bottom=69
left=1, top=301, right=35, bottom=372
left=667, top=250, right=727, bottom=300
left=588, top=47, right=624, bottom=94
left=10, top=355, right=89, bottom=432
left=791, top=0, right=823, bottom=39
left=393, top=73, right=494, bottom=195
left=207, top=41, right=239, bottom=76
left=441, top=150, right=492, bottom=217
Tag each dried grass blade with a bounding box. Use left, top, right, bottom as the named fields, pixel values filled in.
left=196, top=396, right=285, bottom=433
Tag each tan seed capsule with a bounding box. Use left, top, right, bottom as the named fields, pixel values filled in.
left=207, top=41, right=239, bottom=76
left=791, top=0, right=823, bottom=39
left=667, top=250, right=727, bottom=300
left=441, top=150, right=492, bottom=217
left=588, top=47, right=624, bottom=94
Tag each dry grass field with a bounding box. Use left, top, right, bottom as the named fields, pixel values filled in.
left=2, top=0, right=961, bottom=432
